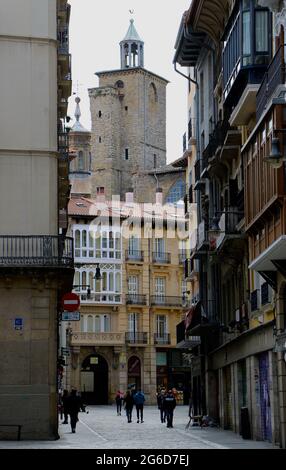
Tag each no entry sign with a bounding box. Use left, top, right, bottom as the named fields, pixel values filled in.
left=61, top=292, right=80, bottom=312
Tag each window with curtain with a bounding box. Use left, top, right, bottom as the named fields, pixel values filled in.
left=128, top=276, right=139, bottom=295
left=104, top=315, right=110, bottom=332
left=128, top=235, right=139, bottom=255
left=255, top=10, right=268, bottom=52
left=156, top=315, right=167, bottom=337
left=155, top=277, right=165, bottom=301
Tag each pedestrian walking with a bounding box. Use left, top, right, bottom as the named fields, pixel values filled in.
left=62, top=389, right=69, bottom=424
left=66, top=388, right=81, bottom=433
left=115, top=390, right=123, bottom=415
left=157, top=388, right=166, bottom=423
left=123, top=390, right=134, bottom=423
left=163, top=389, right=177, bottom=428
left=134, top=390, right=145, bottom=423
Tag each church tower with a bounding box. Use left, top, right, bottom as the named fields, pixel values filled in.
left=89, top=19, right=168, bottom=201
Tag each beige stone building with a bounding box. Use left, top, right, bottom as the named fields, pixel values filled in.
left=64, top=193, right=189, bottom=405
left=0, top=0, right=74, bottom=439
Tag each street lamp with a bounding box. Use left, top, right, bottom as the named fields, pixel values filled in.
left=264, top=130, right=286, bottom=169
left=208, top=215, right=221, bottom=251
left=94, top=263, right=102, bottom=281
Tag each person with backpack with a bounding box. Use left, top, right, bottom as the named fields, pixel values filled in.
left=133, top=390, right=145, bottom=423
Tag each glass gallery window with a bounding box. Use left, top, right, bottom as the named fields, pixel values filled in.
left=241, top=0, right=270, bottom=66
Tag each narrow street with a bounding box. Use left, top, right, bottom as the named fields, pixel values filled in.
left=0, top=406, right=278, bottom=449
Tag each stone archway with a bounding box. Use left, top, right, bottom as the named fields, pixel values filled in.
left=81, top=354, right=109, bottom=405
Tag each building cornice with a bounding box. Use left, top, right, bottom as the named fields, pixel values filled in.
left=96, top=67, right=169, bottom=85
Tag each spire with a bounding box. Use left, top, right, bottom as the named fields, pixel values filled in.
left=123, top=19, right=143, bottom=42
left=71, top=96, right=90, bottom=133
left=120, top=19, right=144, bottom=69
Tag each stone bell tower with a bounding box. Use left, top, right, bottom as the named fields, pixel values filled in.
left=89, top=19, right=168, bottom=201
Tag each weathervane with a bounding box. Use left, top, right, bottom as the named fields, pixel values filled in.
left=129, top=9, right=134, bottom=17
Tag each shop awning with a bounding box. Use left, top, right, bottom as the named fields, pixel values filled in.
left=185, top=301, right=201, bottom=331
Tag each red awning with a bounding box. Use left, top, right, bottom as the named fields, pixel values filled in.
left=184, top=302, right=200, bottom=331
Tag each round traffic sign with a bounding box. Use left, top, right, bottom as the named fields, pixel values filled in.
left=61, top=292, right=80, bottom=312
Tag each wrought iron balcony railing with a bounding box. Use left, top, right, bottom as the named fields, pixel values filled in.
left=151, top=296, right=182, bottom=307
left=125, top=250, right=144, bottom=262
left=0, top=236, right=73, bottom=268
left=256, top=44, right=286, bottom=118
left=125, top=332, right=148, bottom=344
left=154, top=333, right=171, bottom=345
left=152, top=252, right=171, bottom=264
left=58, top=27, right=69, bottom=55
left=126, top=294, right=147, bottom=305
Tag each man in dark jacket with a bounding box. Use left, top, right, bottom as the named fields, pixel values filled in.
left=163, top=389, right=177, bottom=428
left=123, top=390, right=134, bottom=423
left=134, top=390, right=145, bottom=423
left=66, top=389, right=81, bottom=433
left=157, top=388, right=166, bottom=423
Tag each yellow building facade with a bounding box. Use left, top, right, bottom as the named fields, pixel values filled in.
left=64, top=195, right=188, bottom=405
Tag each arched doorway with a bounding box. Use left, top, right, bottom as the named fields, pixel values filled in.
left=81, top=354, right=108, bottom=405
left=128, top=356, right=141, bottom=391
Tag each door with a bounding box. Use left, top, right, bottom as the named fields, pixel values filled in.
left=128, top=275, right=139, bottom=303
left=81, top=354, right=109, bottom=405
left=155, top=277, right=165, bottom=304
left=259, top=352, right=272, bottom=441
left=154, top=238, right=165, bottom=260
left=128, top=313, right=138, bottom=343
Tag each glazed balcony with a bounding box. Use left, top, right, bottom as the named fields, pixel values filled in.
left=154, top=333, right=171, bottom=345
left=125, top=332, right=148, bottom=345
left=222, top=3, right=271, bottom=108
left=79, top=292, right=122, bottom=304
left=184, top=258, right=200, bottom=280
left=256, top=44, right=286, bottom=118
left=150, top=296, right=182, bottom=307
left=0, top=236, right=73, bottom=268
left=261, top=282, right=271, bottom=305
left=70, top=332, right=124, bottom=347
left=126, top=294, right=147, bottom=306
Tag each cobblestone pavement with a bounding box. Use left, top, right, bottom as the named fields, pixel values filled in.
left=0, top=406, right=279, bottom=449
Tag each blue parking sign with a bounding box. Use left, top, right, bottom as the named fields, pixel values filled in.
left=14, top=318, right=23, bottom=330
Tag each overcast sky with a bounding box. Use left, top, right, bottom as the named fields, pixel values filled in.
left=68, top=0, right=191, bottom=163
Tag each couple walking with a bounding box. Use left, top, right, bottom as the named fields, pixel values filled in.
left=117, top=389, right=145, bottom=423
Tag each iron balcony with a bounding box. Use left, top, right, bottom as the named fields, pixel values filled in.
left=0, top=236, right=74, bottom=268
left=126, top=294, right=147, bottom=305
left=125, top=250, right=144, bottom=262
left=125, top=332, right=148, bottom=345
left=152, top=252, right=171, bottom=264
left=150, top=296, right=182, bottom=307
left=154, top=333, right=171, bottom=345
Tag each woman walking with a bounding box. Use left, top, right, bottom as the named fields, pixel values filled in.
left=123, top=390, right=134, bottom=423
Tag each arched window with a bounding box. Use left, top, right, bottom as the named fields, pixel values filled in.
left=94, top=315, right=101, bottom=333
left=78, top=151, right=84, bottom=171
left=149, top=82, right=158, bottom=103
left=165, top=179, right=186, bottom=204
left=115, top=80, right=124, bottom=89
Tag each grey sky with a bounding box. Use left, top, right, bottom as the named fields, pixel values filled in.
left=68, top=0, right=191, bottom=163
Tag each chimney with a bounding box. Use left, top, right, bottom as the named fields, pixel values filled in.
left=125, top=189, right=134, bottom=204
left=96, top=186, right=105, bottom=203
left=156, top=188, right=163, bottom=205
